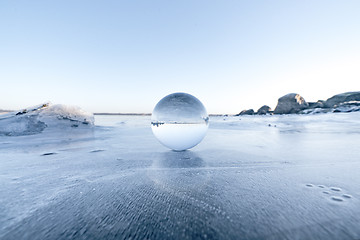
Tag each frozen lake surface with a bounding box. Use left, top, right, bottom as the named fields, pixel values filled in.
left=1, top=113, right=360, bottom=239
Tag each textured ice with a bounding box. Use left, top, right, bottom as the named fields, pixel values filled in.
left=0, top=103, right=94, bottom=136
left=1, top=112, right=360, bottom=239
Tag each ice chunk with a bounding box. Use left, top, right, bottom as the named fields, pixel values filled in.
left=0, top=103, right=94, bottom=136
left=39, top=104, right=94, bottom=125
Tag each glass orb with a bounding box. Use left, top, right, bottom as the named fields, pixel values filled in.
left=151, top=92, right=209, bottom=151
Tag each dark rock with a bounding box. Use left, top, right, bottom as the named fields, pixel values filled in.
left=308, top=100, right=325, bottom=109
left=308, top=102, right=316, bottom=108
left=41, top=152, right=57, bottom=156
left=237, top=109, right=255, bottom=115
left=256, top=105, right=272, bottom=115
left=16, top=110, right=27, bottom=115
left=90, top=149, right=105, bottom=153
left=274, top=93, right=309, bottom=114
left=324, top=92, right=360, bottom=108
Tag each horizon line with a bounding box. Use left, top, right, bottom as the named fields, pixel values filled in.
left=94, top=113, right=227, bottom=116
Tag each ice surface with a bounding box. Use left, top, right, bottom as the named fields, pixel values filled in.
left=151, top=92, right=209, bottom=150
left=1, top=112, right=360, bottom=239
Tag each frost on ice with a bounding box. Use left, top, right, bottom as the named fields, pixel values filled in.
left=0, top=103, right=94, bottom=136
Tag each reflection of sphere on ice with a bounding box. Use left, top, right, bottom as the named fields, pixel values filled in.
left=147, top=151, right=211, bottom=193
left=151, top=92, right=209, bottom=151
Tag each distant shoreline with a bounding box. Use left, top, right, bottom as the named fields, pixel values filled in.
left=0, top=111, right=226, bottom=117
left=94, top=113, right=151, bottom=116
left=94, top=113, right=224, bottom=116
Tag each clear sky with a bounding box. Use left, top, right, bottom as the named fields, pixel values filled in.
left=1, top=0, right=360, bottom=114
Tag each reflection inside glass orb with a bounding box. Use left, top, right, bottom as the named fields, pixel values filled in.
left=151, top=92, right=209, bottom=151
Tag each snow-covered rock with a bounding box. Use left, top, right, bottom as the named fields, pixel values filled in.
left=299, top=108, right=331, bottom=114
left=324, top=91, right=360, bottom=108
left=333, top=101, right=360, bottom=113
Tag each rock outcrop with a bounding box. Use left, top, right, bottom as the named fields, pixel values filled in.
left=308, top=100, right=325, bottom=109
left=324, top=92, right=360, bottom=108
left=236, top=91, right=360, bottom=116
left=256, top=105, right=272, bottom=115
left=237, top=109, right=255, bottom=115
left=274, top=93, right=309, bottom=114
left=333, top=101, right=360, bottom=113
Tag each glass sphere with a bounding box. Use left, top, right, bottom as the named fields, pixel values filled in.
left=151, top=92, right=209, bottom=151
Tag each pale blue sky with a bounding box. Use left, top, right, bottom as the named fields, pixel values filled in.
left=1, top=0, right=359, bottom=114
